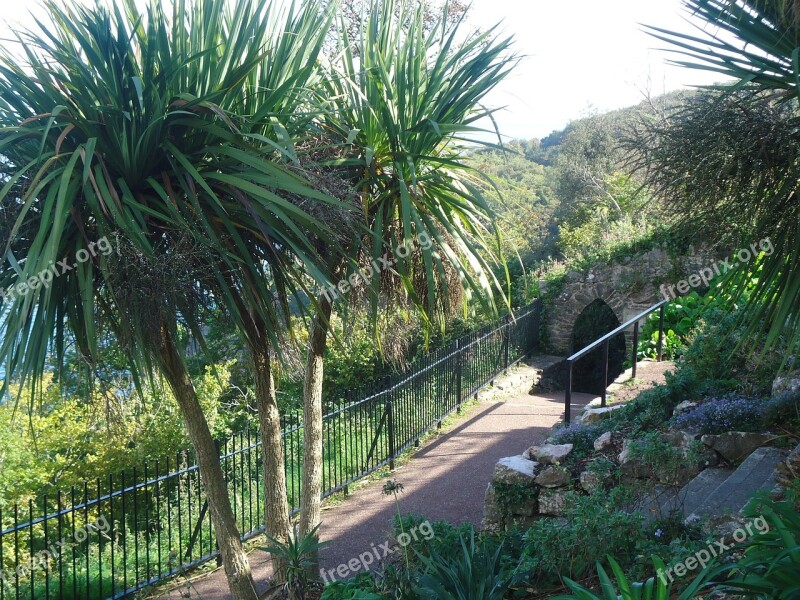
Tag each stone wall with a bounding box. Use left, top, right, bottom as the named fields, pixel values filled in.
left=543, top=246, right=717, bottom=355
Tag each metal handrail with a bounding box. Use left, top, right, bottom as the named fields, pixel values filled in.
left=564, top=300, right=667, bottom=424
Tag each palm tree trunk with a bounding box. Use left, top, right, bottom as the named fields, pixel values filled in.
left=157, top=320, right=258, bottom=600
left=251, top=343, right=292, bottom=581
left=299, top=295, right=332, bottom=556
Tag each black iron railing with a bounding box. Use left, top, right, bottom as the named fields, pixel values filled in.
left=563, top=300, right=666, bottom=424
left=0, top=301, right=541, bottom=600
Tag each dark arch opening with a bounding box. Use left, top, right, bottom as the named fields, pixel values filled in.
left=571, top=299, right=626, bottom=395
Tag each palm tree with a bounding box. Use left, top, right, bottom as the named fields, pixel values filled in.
left=295, top=0, right=518, bottom=552
left=644, top=0, right=800, bottom=357
left=0, top=0, right=343, bottom=596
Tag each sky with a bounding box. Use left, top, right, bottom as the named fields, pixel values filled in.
left=466, top=0, right=725, bottom=140
left=0, top=0, right=725, bottom=141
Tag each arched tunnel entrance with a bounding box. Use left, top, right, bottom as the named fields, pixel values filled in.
left=571, top=299, right=626, bottom=395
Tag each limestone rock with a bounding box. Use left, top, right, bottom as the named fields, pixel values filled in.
left=701, top=432, right=776, bottom=462
left=539, top=488, right=570, bottom=516
left=510, top=498, right=538, bottom=517
left=580, top=405, right=624, bottom=424
left=594, top=431, right=613, bottom=451
left=565, top=270, right=583, bottom=283
left=661, top=430, right=697, bottom=449
left=618, top=439, right=653, bottom=480
left=618, top=439, right=633, bottom=464
left=535, top=466, right=571, bottom=488
left=493, top=456, right=538, bottom=485
left=674, top=400, right=698, bottom=416
left=580, top=470, right=603, bottom=493
left=510, top=516, right=538, bottom=528
left=776, top=443, right=800, bottom=490
left=532, top=444, right=573, bottom=465
left=481, top=483, right=502, bottom=531
left=772, top=370, right=800, bottom=396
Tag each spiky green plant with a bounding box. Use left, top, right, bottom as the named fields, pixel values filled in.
left=642, top=0, right=800, bottom=360
left=413, top=530, right=514, bottom=600
left=294, top=0, right=517, bottom=563
left=551, top=555, right=717, bottom=600
left=320, top=0, right=518, bottom=324
left=720, top=496, right=800, bottom=599
left=0, top=0, right=345, bottom=596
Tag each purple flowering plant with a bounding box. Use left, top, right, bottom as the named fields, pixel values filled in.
left=673, top=394, right=765, bottom=434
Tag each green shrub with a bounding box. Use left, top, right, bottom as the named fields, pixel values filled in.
left=393, top=514, right=473, bottom=563
left=518, top=488, right=644, bottom=586
left=613, top=383, right=681, bottom=435
left=413, top=530, right=516, bottom=600
left=320, top=575, right=383, bottom=600
left=548, top=421, right=611, bottom=460
left=551, top=555, right=717, bottom=600
left=763, top=391, right=800, bottom=431
left=262, top=524, right=329, bottom=600
left=720, top=495, right=800, bottom=599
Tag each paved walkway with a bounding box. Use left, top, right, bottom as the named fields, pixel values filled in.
left=153, top=360, right=670, bottom=599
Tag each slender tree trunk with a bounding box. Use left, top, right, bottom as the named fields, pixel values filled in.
left=251, top=343, right=292, bottom=581
left=157, top=320, right=258, bottom=600
left=299, top=295, right=332, bottom=560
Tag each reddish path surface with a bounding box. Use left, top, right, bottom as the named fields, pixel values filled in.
left=152, top=359, right=663, bottom=599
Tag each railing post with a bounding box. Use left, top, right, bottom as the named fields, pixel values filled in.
left=503, top=315, right=510, bottom=373
left=657, top=304, right=666, bottom=362
left=214, top=439, right=222, bottom=566
left=387, top=400, right=396, bottom=471
left=564, top=359, right=573, bottom=424
left=455, top=340, right=463, bottom=413
left=601, top=339, right=610, bottom=407
left=631, top=320, right=640, bottom=379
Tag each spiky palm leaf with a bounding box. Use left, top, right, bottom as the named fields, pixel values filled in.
left=0, top=0, right=342, bottom=399
left=644, top=0, right=800, bottom=358
left=319, top=0, right=518, bottom=329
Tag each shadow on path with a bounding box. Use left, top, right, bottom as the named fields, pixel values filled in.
left=155, top=384, right=596, bottom=599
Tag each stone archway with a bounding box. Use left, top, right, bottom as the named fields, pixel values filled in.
left=571, top=299, right=626, bottom=394
left=547, top=279, right=632, bottom=356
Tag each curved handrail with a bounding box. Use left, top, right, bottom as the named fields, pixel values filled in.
left=564, top=300, right=668, bottom=423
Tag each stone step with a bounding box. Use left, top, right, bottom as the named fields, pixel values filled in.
left=527, top=355, right=566, bottom=393
left=688, top=447, right=787, bottom=519
left=679, top=467, right=735, bottom=519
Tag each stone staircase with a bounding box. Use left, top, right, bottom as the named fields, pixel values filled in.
left=526, top=354, right=566, bottom=393
left=648, top=446, right=788, bottom=522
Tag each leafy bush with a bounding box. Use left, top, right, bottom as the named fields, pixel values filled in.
left=320, top=575, right=383, bottom=600
left=720, top=495, right=800, bottom=599
left=672, top=395, right=767, bottom=434
left=638, top=291, right=709, bottom=361
left=613, top=382, right=683, bottom=435
left=0, top=365, right=231, bottom=512
left=624, top=431, right=703, bottom=485
left=518, top=488, right=645, bottom=586
left=413, top=530, right=515, bottom=600
left=763, top=391, right=800, bottom=430
left=552, top=555, right=717, bottom=600
left=393, top=514, right=473, bottom=564
left=547, top=421, right=611, bottom=459
left=262, top=524, right=329, bottom=600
